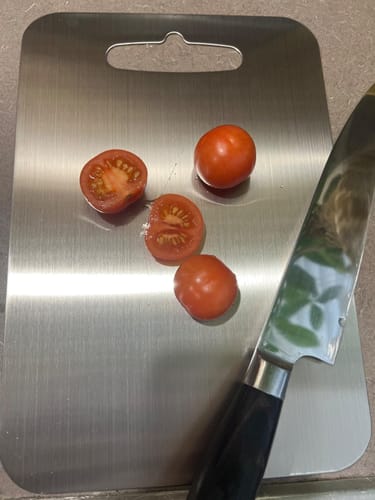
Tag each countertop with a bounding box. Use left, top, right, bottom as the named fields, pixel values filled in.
left=1, top=0, right=375, bottom=497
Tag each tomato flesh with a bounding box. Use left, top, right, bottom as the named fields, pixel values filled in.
left=145, top=194, right=205, bottom=263
left=194, top=124, right=256, bottom=189
left=80, top=149, right=147, bottom=214
left=174, top=254, right=238, bottom=320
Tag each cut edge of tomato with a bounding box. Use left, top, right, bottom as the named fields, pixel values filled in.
left=145, top=225, right=206, bottom=265
left=144, top=193, right=205, bottom=264
left=80, top=149, right=148, bottom=214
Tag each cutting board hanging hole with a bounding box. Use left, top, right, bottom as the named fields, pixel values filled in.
left=106, top=32, right=242, bottom=72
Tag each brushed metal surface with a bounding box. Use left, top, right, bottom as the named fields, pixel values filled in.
left=0, top=14, right=370, bottom=494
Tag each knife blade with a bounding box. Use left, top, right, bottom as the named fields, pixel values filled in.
left=187, top=83, right=375, bottom=500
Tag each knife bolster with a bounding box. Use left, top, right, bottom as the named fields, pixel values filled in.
left=244, top=351, right=291, bottom=399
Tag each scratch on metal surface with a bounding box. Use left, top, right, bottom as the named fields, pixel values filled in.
left=162, top=162, right=178, bottom=191
left=24, top=2, right=36, bottom=13
left=77, top=215, right=111, bottom=231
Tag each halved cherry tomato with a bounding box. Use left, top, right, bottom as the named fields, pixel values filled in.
left=80, top=149, right=147, bottom=214
left=194, top=124, right=256, bottom=189
left=174, top=254, right=238, bottom=320
left=145, top=194, right=205, bottom=263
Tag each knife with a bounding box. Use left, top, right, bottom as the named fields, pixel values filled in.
left=187, top=84, right=375, bottom=500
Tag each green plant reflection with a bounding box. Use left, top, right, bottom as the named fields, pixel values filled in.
left=260, top=149, right=375, bottom=363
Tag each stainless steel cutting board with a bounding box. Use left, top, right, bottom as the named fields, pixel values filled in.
left=0, top=14, right=370, bottom=494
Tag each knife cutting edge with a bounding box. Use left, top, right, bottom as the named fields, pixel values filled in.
left=187, top=83, right=375, bottom=500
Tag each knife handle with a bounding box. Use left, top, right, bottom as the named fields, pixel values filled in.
left=187, top=355, right=290, bottom=500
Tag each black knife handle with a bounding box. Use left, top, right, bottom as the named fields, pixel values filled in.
left=187, top=382, right=283, bottom=500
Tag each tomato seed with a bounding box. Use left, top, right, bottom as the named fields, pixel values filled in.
left=157, top=232, right=186, bottom=246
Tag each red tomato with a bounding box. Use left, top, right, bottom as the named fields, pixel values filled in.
left=145, top=194, right=205, bottom=263
left=194, top=124, right=256, bottom=189
left=174, top=255, right=238, bottom=320
left=80, top=149, right=147, bottom=214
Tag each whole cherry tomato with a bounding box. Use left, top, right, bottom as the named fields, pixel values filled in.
left=145, top=194, right=205, bottom=263
left=80, top=149, right=147, bottom=214
left=174, top=254, right=238, bottom=320
left=194, top=124, right=256, bottom=189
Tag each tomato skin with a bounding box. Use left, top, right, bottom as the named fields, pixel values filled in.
left=194, top=124, right=256, bottom=189
left=145, top=194, right=205, bottom=263
left=174, top=255, right=238, bottom=320
left=80, top=149, right=147, bottom=214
